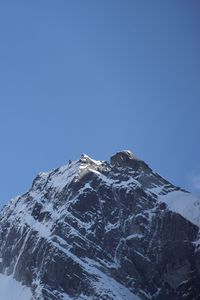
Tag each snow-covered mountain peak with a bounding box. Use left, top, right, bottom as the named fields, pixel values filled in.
left=79, top=153, right=103, bottom=166
left=0, top=151, right=200, bottom=299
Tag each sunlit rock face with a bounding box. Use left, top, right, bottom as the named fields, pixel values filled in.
left=0, top=151, right=200, bottom=300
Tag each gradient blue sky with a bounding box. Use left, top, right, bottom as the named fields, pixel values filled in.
left=0, top=1, right=200, bottom=206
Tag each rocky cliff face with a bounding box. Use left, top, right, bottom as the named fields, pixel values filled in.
left=0, top=151, right=200, bottom=300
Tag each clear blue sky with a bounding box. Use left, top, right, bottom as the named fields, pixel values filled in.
left=0, top=1, right=200, bottom=206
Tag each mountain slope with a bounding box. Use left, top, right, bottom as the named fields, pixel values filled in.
left=0, top=151, right=199, bottom=300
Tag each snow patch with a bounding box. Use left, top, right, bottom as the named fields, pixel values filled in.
left=160, top=191, right=200, bottom=227
left=0, top=274, right=32, bottom=300
left=126, top=233, right=143, bottom=240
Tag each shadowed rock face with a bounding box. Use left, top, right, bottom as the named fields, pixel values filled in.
left=110, top=150, right=151, bottom=172
left=0, top=151, right=200, bottom=300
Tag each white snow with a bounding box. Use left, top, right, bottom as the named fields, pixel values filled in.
left=159, top=191, right=200, bottom=227
left=23, top=214, right=51, bottom=237
left=147, top=186, right=165, bottom=195
left=48, top=161, right=79, bottom=191
left=81, top=154, right=102, bottom=166
left=0, top=274, right=32, bottom=300
left=105, top=221, right=120, bottom=232
left=126, top=233, right=144, bottom=240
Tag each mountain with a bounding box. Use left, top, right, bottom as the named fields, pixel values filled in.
left=0, top=150, right=200, bottom=300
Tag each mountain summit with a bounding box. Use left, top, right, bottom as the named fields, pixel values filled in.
left=0, top=151, right=200, bottom=300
